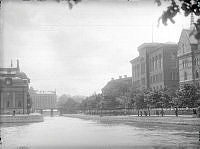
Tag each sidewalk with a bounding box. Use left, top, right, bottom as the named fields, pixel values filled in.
left=63, top=114, right=200, bottom=126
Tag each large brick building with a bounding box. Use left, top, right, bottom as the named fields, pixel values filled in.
left=130, top=43, right=179, bottom=91
left=0, top=60, right=31, bottom=114
left=178, top=29, right=200, bottom=87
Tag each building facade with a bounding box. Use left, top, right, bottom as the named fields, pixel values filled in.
left=29, top=87, right=57, bottom=111
left=0, top=60, right=31, bottom=114
left=130, top=43, right=179, bottom=91
left=178, top=29, right=200, bottom=87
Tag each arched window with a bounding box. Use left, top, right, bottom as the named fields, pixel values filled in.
left=196, top=70, right=199, bottom=78
left=184, top=72, right=187, bottom=80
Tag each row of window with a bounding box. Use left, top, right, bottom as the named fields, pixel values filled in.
left=181, top=58, right=200, bottom=68
left=5, top=100, right=22, bottom=108
left=183, top=70, right=199, bottom=81
left=150, top=85, right=163, bottom=91
left=150, top=73, right=163, bottom=84
left=149, top=54, right=162, bottom=71
left=194, top=58, right=200, bottom=66
left=182, top=59, right=189, bottom=68
left=32, top=97, right=56, bottom=108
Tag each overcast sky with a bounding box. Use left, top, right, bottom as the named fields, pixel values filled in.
left=0, top=0, right=191, bottom=96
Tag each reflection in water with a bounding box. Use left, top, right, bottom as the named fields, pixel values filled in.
left=0, top=116, right=199, bottom=149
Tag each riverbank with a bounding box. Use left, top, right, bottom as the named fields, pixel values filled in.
left=63, top=114, right=200, bottom=126
left=0, top=113, right=44, bottom=123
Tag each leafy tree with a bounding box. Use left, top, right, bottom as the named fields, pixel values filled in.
left=57, top=94, right=80, bottom=114
left=175, top=84, right=200, bottom=108
left=57, top=94, right=71, bottom=108
left=132, top=90, right=146, bottom=110
left=80, top=93, right=103, bottom=112
left=155, top=0, right=200, bottom=40
left=144, top=88, right=175, bottom=108
left=1, top=0, right=200, bottom=40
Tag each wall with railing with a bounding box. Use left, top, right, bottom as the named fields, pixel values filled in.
left=82, top=107, right=197, bottom=116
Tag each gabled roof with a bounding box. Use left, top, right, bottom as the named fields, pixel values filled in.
left=181, top=29, right=198, bottom=45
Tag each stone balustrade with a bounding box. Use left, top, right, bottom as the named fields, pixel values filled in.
left=0, top=114, right=44, bottom=123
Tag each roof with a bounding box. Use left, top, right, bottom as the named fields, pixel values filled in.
left=16, top=72, right=28, bottom=79
left=0, top=66, right=29, bottom=80
left=0, top=68, right=18, bottom=71
left=182, top=29, right=198, bottom=45
left=138, top=42, right=177, bottom=50
left=137, top=43, right=161, bottom=50
left=130, top=56, right=140, bottom=63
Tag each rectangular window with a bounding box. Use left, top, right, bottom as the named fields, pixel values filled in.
left=182, top=60, right=185, bottom=68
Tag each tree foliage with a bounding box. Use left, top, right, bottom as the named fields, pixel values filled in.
left=1, top=0, right=200, bottom=39
left=57, top=94, right=80, bottom=113
left=175, top=84, right=200, bottom=107
left=156, top=0, right=200, bottom=40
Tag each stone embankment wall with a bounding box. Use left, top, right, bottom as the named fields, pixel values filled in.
left=63, top=114, right=200, bottom=126
left=0, top=114, right=44, bottom=123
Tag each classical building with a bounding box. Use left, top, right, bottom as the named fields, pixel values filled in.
left=130, top=43, right=179, bottom=91
left=29, top=87, right=57, bottom=111
left=0, top=60, right=31, bottom=114
left=178, top=29, right=200, bottom=86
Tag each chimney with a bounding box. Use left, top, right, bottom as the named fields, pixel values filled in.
left=17, top=59, right=20, bottom=72
left=124, top=75, right=127, bottom=78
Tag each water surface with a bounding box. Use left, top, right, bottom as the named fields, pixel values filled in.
left=0, top=116, right=199, bottom=148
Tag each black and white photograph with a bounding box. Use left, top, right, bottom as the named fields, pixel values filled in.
left=0, top=0, right=200, bottom=148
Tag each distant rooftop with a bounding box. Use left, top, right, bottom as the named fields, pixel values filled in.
left=29, top=87, right=56, bottom=95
